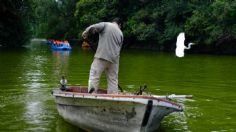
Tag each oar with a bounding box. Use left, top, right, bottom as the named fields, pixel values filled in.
left=118, top=84, right=123, bottom=92
left=153, top=94, right=193, bottom=99
left=136, top=84, right=147, bottom=95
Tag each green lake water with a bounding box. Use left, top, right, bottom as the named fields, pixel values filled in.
left=0, top=40, right=235, bottom=132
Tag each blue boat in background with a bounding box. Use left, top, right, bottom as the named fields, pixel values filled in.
left=47, top=39, right=72, bottom=50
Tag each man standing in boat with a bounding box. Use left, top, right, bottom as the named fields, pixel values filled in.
left=82, top=18, right=123, bottom=94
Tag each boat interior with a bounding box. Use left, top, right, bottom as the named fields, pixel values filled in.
left=65, top=86, right=108, bottom=94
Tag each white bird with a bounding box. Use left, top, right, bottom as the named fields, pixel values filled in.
left=175, top=32, right=194, bottom=57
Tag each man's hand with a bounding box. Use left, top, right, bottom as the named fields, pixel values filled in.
left=82, top=31, right=88, bottom=39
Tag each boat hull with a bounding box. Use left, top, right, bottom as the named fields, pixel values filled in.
left=56, top=97, right=145, bottom=132
left=47, top=40, right=72, bottom=50
left=50, top=45, right=72, bottom=50
left=53, top=88, right=182, bottom=132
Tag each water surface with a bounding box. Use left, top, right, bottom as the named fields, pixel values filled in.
left=0, top=41, right=235, bottom=132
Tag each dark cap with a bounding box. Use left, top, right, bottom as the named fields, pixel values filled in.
left=112, top=17, right=123, bottom=27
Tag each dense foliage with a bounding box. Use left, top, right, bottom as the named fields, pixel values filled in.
left=32, top=0, right=77, bottom=39
left=0, top=0, right=32, bottom=47
left=1, top=0, right=236, bottom=53
left=74, top=0, right=236, bottom=53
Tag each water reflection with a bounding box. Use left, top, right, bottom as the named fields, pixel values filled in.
left=10, top=42, right=59, bottom=131
left=52, top=50, right=71, bottom=79
left=26, top=101, right=41, bottom=123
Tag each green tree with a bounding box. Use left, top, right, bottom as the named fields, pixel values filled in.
left=18, top=0, right=236, bottom=53
left=185, top=0, right=236, bottom=45
left=0, top=0, right=32, bottom=48
left=75, top=0, right=122, bottom=41
left=32, top=0, right=78, bottom=40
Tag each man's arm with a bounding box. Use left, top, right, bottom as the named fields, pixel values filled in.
left=82, top=22, right=105, bottom=39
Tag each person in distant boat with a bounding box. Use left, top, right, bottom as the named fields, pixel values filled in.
left=82, top=17, right=123, bottom=94
left=60, top=76, right=67, bottom=91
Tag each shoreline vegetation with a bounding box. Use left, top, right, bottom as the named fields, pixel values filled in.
left=1, top=0, right=236, bottom=54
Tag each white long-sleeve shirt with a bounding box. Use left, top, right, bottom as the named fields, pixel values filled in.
left=86, top=22, right=123, bottom=64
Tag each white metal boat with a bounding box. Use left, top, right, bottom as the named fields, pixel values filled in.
left=52, top=86, right=185, bottom=132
